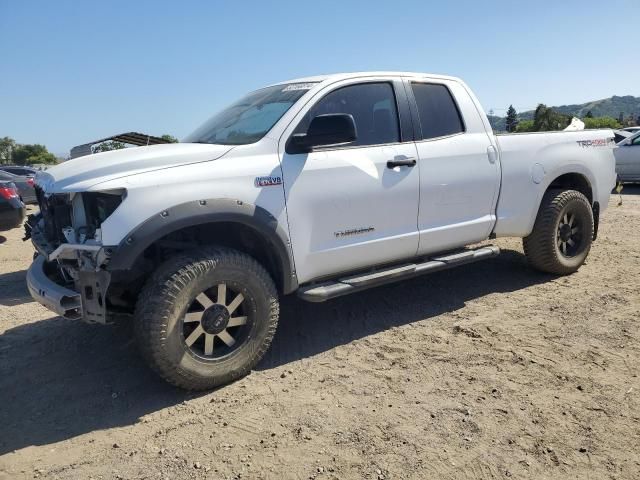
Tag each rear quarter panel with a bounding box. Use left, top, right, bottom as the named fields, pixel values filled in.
left=494, top=130, right=616, bottom=237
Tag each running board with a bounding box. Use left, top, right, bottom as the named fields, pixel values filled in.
left=297, top=245, right=500, bottom=302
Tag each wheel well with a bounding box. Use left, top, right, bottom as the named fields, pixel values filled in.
left=145, top=221, right=284, bottom=288
left=547, top=173, right=593, bottom=204
left=107, top=221, right=287, bottom=311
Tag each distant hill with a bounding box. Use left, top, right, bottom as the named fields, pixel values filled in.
left=519, top=95, right=640, bottom=120
left=489, top=95, right=640, bottom=131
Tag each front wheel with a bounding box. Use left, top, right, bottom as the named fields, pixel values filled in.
left=523, top=189, right=594, bottom=275
left=135, top=247, right=279, bottom=390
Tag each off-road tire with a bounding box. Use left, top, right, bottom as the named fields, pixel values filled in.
left=134, top=247, right=279, bottom=390
left=523, top=189, right=594, bottom=275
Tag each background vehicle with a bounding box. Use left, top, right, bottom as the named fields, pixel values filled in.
left=0, top=165, right=38, bottom=177
left=622, top=126, right=640, bottom=135
left=25, top=72, right=617, bottom=390
left=0, top=181, right=26, bottom=230
left=0, top=171, right=36, bottom=204
left=614, top=129, right=632, bottom=144
left=615, top=130, right=640, bottom=182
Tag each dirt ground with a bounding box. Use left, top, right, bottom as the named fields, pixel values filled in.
left=1, top=190, right=639, bottom=480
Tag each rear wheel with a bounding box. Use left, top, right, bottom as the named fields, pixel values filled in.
left=135, top=247, right=279, bottom=390
left=523, top=189, right=594, bottom=275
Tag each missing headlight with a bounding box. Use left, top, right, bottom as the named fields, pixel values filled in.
left=82, top=190, right=125, bottom=231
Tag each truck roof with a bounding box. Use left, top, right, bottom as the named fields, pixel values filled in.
left=272, top=71, right=463, bottom=86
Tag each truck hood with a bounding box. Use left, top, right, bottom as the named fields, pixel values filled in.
left=37, top=143, right=234, bottom=192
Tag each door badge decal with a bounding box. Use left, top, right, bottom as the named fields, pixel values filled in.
left=255, top=176, right=283, bottom=187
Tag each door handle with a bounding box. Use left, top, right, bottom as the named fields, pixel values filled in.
left=387, top=157, right=417, bottom=168
left=487, top=145, right=497, bottom=164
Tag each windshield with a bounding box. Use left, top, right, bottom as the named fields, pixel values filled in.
left=184, top=83, right=317, bottom=145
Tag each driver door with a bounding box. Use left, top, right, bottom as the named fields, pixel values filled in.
left=278, top=79, right=420, bottom=284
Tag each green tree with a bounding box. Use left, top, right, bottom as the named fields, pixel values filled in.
left=583, top=117, right=621, bottom=129
left=0, top=136, right=17, bottom=164
left=161, top=134, right=179, bottom=143
left=533, top=104, right=571, bottom=131
left=505, top=105, right=518, bottom=133
left=26, top=151, right=59, bottom=165
left=618, top=112, right=624, bottom=124
left=585, top=110, right=593, bottom=118
left=11, top=144, right=57, bottom=165
left=92, top=141, right=127, bottom=153
left=515, top=120, right=535, bottom=132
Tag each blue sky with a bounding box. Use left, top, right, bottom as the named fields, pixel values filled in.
left=1, top=0, right=637, bottom=155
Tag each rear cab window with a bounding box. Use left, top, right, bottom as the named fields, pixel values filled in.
left=410, top=82, right=465, bottom=140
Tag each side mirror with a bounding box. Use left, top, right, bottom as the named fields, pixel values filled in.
left=287, top=113, right=357, bottom=154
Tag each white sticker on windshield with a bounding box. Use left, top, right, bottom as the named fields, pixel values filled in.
left=282, top=83, right=316, bottom=92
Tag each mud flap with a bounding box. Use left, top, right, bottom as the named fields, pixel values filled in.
left=592, top=202, right=600, bottom=241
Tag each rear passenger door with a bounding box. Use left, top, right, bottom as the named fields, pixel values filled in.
left=407, top=79, right=501, bottom=256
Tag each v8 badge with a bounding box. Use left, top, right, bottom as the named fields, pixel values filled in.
left=255, top=176, right=282, bottom=187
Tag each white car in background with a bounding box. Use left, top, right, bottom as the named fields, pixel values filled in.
left=615, top=130, right=640, bottom=182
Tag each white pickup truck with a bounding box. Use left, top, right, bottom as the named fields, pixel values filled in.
left=25, top=72, right=617, bottom=390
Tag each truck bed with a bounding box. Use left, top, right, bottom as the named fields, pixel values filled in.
left=493, top=129, right=617, bottom=238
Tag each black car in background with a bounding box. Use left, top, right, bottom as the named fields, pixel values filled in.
left=0, top=170, right=36, bottom=204
left=0, top=165, right=38, bottom=177
left=0, top=181, right=26, bottom=231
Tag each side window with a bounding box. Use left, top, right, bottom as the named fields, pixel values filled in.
left=294, top=82, right=400, bottom=147
left=411, top=83, right=464, bottom=140
left=633, top=136, right=640, bottom=146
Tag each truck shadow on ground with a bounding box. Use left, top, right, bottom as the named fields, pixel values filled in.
left=0, top=249, right=551, bottom=455
left=0, top=269, right=31, bottom=307
left=619, top=184, right=640, bottom=195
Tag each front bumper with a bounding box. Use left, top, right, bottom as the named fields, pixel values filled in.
left=27, top=254, right=112, bottom=323
left=27, top=255, right=82, bottom=320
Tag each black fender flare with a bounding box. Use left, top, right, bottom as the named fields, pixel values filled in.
left=106, top=198, right=298, bottom=294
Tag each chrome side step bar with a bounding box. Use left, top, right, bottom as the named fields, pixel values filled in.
left=297, top=245, right=500, bottom=302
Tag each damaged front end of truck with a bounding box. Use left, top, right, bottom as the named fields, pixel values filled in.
left=24, top=186, right=124, bottom=323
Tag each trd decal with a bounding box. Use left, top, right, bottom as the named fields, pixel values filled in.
left=255, top=176, right=282, bottom=187
left=576, top=138, right=615, bottom=148
left=334, top=226, right=375, bottom=238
